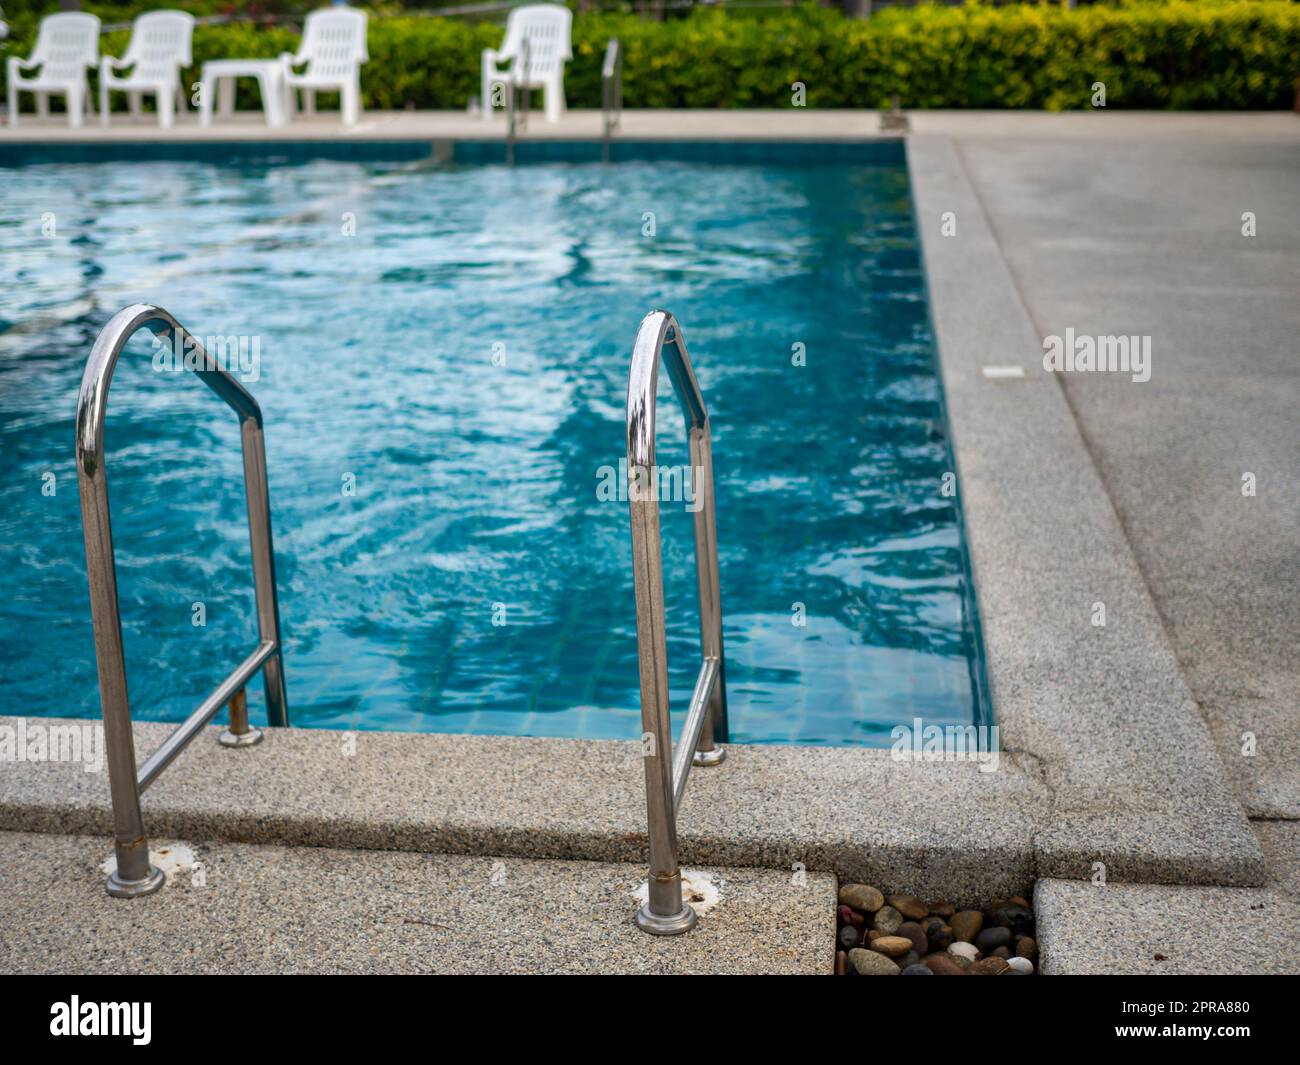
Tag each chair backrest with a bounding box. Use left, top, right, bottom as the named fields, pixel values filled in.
left=297, top=7, right=368, bottom=78
left=123, top=11, right=194, bottom=81
left=500, top=4, right=572, bottom=78
left=30, top=12, right=100, bottom=81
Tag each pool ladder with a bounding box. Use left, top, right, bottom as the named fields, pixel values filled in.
left=76, top=305, right=289, bottom=898
left=75, top=303, right=727, bottom=936
left=627, top=310, right=730, bottom=935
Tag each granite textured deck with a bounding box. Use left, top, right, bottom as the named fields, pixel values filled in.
left=0, top=717, right=1045, bottom=901
left=1036, top=821, right=1300, bottom=975
left=0, top=830, right=834, bottom=974
left=0, top=108, right=1293, bottom=145
left=951, top=126, right=1300, bottom=820
left=908, top=135, right=1266, bottom=886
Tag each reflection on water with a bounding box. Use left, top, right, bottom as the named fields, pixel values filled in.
left=0, top=155, right=982, bottom=745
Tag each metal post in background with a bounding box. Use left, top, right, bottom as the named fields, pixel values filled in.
left=602, top=37, right=622, bottom=164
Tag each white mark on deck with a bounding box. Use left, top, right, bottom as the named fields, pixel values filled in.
left=981, top=365, right=1026, bottom=380
left=633, top=870, right=724, bottom=916
left=101, top=841, right=196, bottom=881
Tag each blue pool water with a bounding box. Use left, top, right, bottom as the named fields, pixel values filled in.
left=0, top=144, right=985, bottom=746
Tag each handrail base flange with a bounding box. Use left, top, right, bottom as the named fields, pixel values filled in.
left=692, top=746, right=725, bottom=768
left=635, top=901, right=698, bottom=936
left=218, top=726, right=264, bottom=748
left=106, top=864, right=165, bottom=899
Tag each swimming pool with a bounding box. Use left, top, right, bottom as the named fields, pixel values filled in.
left=0, top=141, right=986, bottom=746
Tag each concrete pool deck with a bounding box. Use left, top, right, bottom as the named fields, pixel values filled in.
left=1, top=110, right=1296, bottom=973
left=0, top=829, right=834, bottom=974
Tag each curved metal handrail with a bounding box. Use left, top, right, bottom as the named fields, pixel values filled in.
left=626, top=309, right=728, bottom=936
left=76, top=304, right=289, bottom=899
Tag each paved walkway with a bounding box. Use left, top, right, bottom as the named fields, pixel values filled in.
left=936, top=112, right=1299, bottom=974
left=0, top=830, right=833, bottom=974
left=946, top=114, right=1300, bottom=819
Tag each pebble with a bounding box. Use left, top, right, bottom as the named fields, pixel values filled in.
left=849, top=948, right=901, bottom=976
left=870, top=935, right=913, bottom=958
left=990, top=901, right=1035, bottom=937
left=840, top=892, right=1036, bottom=976
left=922, top=953, right=966, bottom=976
left=922, top=918, right=953, bottom=951
left=872, top=905, right=903, bottom=936
left=950, top=910, right=983, bottom=943
left=838, top=904, right=865, bottom=928
left=838, top=884, right=885, bottom=914
left=1015, top=935, right=1038, bottom=961
left=897, top=920, right=929, bottom=957
left=948, top=941, right=978, bottom=962
left=974, top=926, right=1012, bottom=953
left=889, top=894, right=929, bottom=921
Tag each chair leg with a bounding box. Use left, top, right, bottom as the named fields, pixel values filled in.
left=36, top=92, right=49, bottom=120
left=341, top=82, right=358, bottom=126
left=128, top=91, right=142, bottom=120
left=260, top=72, right=283, bottom=128
left=157, top=88, right=173, bottom=129
left=545, top=77, right=564, bottom=123
left=481, top=61, right=494, bottom=122
left=100, top=83, right=110, bottom=128
left=67, top=88, right=83, bottom=130
left=7, top=84, right=17, bottom=129
left=198, top=77, right=213, bottom=127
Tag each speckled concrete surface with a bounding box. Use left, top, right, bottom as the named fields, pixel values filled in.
left=0, top=830, right=834, bottom=974
left=0, top=717, right=1045, bottom=900
left=951, top=129, right=1300, bottom=819
left=909, top=135, right=1266, bottom=886
left=0, top=108, right=1291, bottom=146
left=1036, top=822, right=1299, bottom=975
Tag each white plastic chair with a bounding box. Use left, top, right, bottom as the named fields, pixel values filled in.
left=481, top=4, right=572, bottom=124
left=6, top=12, right=100, bottom=128
left=99, top=11, right=194, bottom=129
left=280, top=7, right=368, bottom=127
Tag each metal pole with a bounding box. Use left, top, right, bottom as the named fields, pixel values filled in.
left=76, top=314, right=165, bottom=899
left=219, top=687, right=263, bottom=748
left=689, top=419, right=728, bottom=760
left=629, top=460, right=696, bottom=936
left=627, top=309, right=730, bottom=936
left=75, top=304, right=290, bottom=896
left=240, top=414, right=288, bottom=728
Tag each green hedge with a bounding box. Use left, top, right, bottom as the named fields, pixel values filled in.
left=5, top=3, right=1299, bottom=112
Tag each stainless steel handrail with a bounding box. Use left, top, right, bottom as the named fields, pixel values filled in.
left=627, top=309, right=728, bottom=936
left=76, top=304, right=289, bottom=898
left=505, top=35, right=530, bottom=165
left=601, top=37, right=622, bottom=163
